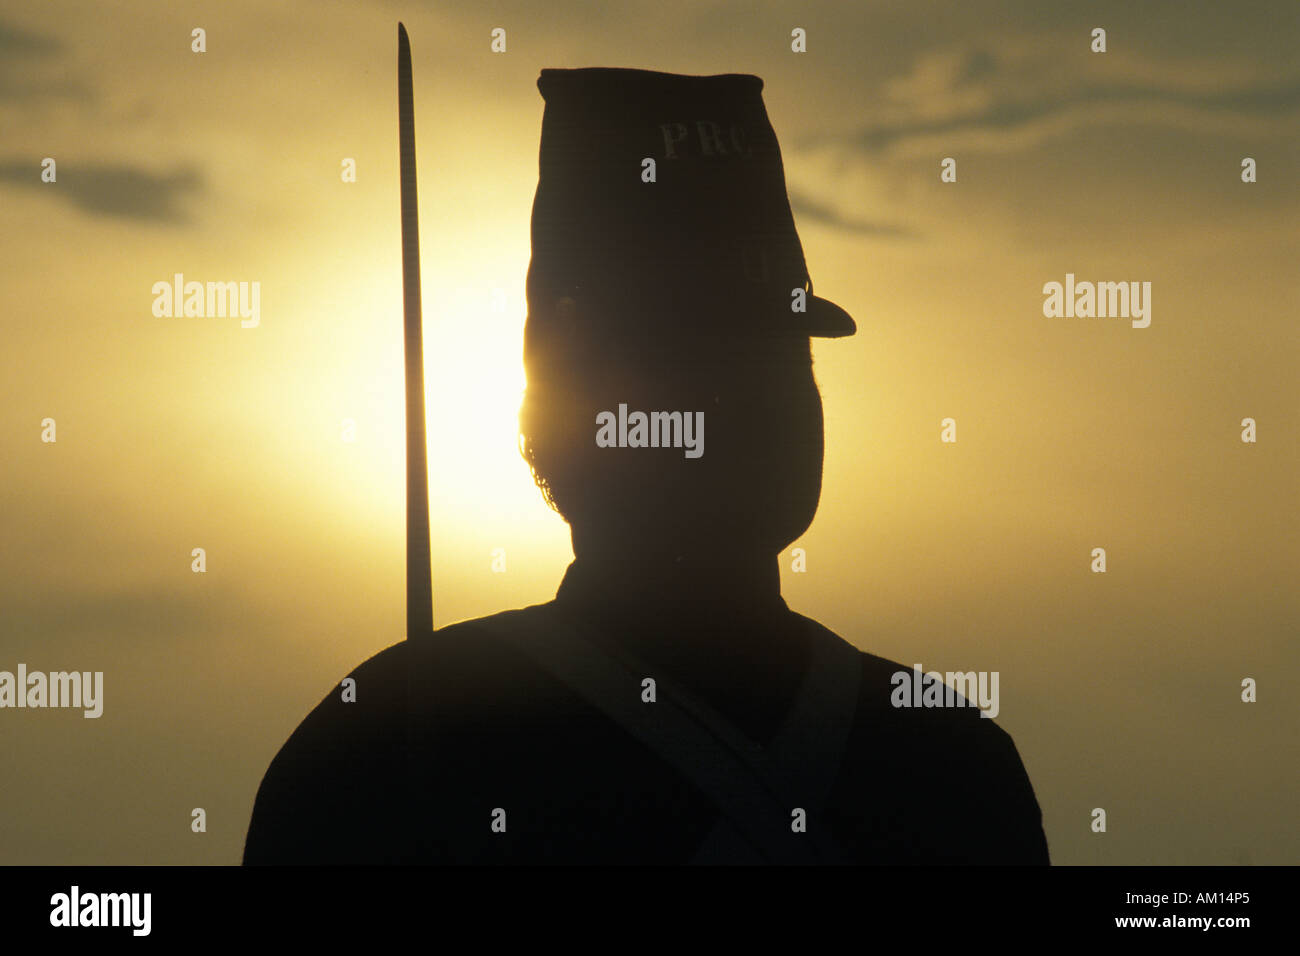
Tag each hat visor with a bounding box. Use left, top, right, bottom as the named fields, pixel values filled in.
left=802, top=295, right=857, bottom=338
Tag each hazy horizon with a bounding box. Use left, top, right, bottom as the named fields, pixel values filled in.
left=1, top=0, right=1296, bottom=864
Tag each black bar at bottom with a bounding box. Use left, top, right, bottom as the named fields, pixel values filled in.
left=0, top=864, right=1280, bottom=942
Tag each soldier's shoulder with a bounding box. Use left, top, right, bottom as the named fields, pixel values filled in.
left=258, top=604, right=560, bottom=759
left=425, top=603, right=559, bottom=643
left=406, top=603, right=586, bottom=711
left=409, top=603, right=560, bottom=667
left=307, top=603, right=558, bottom=682
left=244, top=638, right=409, bottom=863
left=244, top=604, right=565, bottom=863
left=789, top=611, right=1019, bottom=747
left=793, top=615, right=1048, bottom=862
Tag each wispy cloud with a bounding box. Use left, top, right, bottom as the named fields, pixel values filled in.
left=788, top=189, right=918, bottom=239
left=797, top=43, right=1300, bottom=156
left=0, top=20, right=62, bottom=56
left=0, top=159, right=203, bottom=223
left=0, top=19, right=92, bottom=103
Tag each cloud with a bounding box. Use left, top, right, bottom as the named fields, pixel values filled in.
left=0, top=159, right=203, bottom=223
left=0, top=19, right=92, bottom=103
left=0, top=20, right=62, bottom=56
left=4, top=585, right=240, bottom=643
left=0, top=73, right=93, bottom=103
left=956, top=48, right=997, bottom=83
left=0, top=580, right=301, bottom=664
left=788, top=189, right=918, bottom=239
left=798, top=43, right=1300, bottom=156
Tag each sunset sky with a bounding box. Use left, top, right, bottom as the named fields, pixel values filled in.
left=1, top=0, right=1296, bottom=865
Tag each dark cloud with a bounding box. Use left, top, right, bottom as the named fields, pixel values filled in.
left=957, top=48, right=997, bottom=82
left=0, top=73, right=93, bottom=103
left=0, top=19, right=92, bottom=103
left=0, top=20, right=62, bottom=56
left=0, top=159, right=203, bottom=223
left=799, top=75, right=1300, bottom=154
left=788, top=189, right=918, bottom=238
left=3, top=582, right=261, bottom=648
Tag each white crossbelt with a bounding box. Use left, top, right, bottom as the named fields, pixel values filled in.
left=482, top=604, right=862, bottom=864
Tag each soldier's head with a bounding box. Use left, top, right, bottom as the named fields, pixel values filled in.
left=519, top=298, right=826, bottom=560
left=520, top=68, right=856, bottom=561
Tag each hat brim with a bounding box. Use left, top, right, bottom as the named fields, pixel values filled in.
left=803, top=295, right=857, bottom=338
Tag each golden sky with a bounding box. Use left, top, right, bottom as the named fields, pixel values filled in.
left=1, top=0, right=1296, bottom=864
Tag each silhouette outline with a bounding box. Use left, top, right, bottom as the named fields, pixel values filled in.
left=243, top=27, right=1049, bottom=865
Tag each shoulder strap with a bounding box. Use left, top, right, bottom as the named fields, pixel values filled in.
left=769, top=614, right=862, bottom=816
left=483, top=605, right=860, bottom=864
left=690, top=614, right=861, bottom=864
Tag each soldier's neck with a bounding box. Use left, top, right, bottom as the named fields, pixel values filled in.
left=561, top=531, right=785, bottom=617
left=557, top=531, right=808, bottom=745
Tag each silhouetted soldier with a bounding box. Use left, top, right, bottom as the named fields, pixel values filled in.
left=244, top=67, right=1049, bottom=864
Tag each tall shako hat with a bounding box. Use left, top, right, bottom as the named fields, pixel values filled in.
left=525, top=67, right=856, bottom=357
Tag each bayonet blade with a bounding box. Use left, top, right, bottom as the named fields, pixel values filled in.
left=399, top=22, right=433, bottom=640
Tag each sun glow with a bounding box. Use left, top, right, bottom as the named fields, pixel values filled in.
left=422, top=282, right=537, bottom=521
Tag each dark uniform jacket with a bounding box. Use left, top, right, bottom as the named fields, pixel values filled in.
left=245, top=560, right=1049, bottom=864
